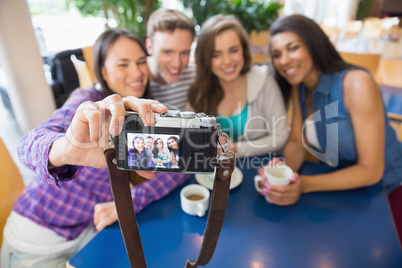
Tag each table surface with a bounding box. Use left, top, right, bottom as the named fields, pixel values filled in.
left=68, top=159, right=402, bottom=268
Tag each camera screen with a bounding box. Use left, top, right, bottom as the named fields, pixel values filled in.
left=126, top=133, right=181, bottom=169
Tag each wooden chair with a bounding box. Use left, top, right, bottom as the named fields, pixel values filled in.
left=388, top=112, right=402, bottom=142
left=319, top=23, right=339, bottom=44
left=70, top=54, right=94, bottom=89
left=249, top=30, right=270, bottom=65
left=362, top=17, right=384, bottom=39
left=81, top=46, right=96, bottom=83
left=339, top=52, right=381, bottom=75
left=0, top=138, right=24, bottom=246
left=381, top=17, right=401, bottom=41
left=339, top=20, right=363, bottom=40
left=375, top=58, right=402, bottom=88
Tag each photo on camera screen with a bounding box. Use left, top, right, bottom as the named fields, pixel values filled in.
left=127, top=133, right=181, bottom=169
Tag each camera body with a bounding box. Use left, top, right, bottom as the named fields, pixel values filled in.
left=115, top=110, right=218, bottom=174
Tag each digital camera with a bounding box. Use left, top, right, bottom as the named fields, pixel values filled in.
left=115, top=110, right=219, bottom=174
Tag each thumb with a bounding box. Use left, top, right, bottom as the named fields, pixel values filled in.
left=96, top=220, right=107, bottom=232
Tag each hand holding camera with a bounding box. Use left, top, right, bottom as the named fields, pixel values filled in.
left=48, top=95, right=167, bottom=173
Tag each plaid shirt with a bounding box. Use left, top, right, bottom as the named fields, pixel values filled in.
left=14, top=88, right=189, bottom=240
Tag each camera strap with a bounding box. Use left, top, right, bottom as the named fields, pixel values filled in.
left=104, top=147, right=147, bottom=267
left=104, top=146, right=235, bottom=268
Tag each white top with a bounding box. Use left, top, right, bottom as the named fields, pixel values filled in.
left=304, top=118, right=322, bottom=151
left=234, top=65, right=289, bottom=157
left=3, top=211, right=95, bottom=255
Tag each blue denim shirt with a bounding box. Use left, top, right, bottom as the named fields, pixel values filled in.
left=299, top=68, right=402, bottom=193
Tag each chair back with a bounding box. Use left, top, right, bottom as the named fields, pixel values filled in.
left=339, top=20, right=363, bottom=39
left=48, top=48, right=84, bottom=107
left=0, top=138, right=24, bottom=246
left=70, top=54, right=94, bottom=89
left=250, top=30, right=270, bottom=65
left=375, top=58, right=402, bottom=88
left=319, top=23, right=339, bottom=44
left=339, top=52, right=381, bottom=75
left=362, top=17, right=384, bottom=39
left=81, top=46, right=96, bottom=83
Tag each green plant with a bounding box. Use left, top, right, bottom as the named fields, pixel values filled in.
left=356, top=0, right=374, bottom=20
left=67, top=0, right=161, bottom=38
left=181, top=0, right=283, bottom=33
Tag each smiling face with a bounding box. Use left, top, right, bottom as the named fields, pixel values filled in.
left=270, top=31, right=320, bottom=90
left=211, top=29, right=244, bottom=84
left=168, top=138, right=178, bottom=150
left=101, top=36, right=149, bottom=98
left=155, top=138, right=164, bottom=149
left=146, top=29, right=193, bottom=84
left=145, top=138, right=153, bottom=149
left=133, top=137, right=145, bottom=152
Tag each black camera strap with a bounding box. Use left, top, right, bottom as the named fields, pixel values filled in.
left=104, top=146, right=235, bottom=268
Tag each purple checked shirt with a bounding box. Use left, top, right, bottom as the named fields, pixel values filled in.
left=14, top=88, right=189, bottom=240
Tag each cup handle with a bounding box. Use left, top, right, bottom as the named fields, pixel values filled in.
left=254, top=175, right=264, bottom=193
left=197, top=203, right=206, bottom=217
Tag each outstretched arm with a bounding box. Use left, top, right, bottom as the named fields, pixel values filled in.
left=49, top=94, right=167, bottom=169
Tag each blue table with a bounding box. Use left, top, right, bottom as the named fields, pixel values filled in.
left=68, top=160, right=402, bottom=268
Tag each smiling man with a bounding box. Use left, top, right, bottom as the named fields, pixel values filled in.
left=146, top=8, right=196, bottom=111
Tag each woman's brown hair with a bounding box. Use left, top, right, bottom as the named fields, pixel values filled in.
left=268, top=15, right=352, bottom=106
left=93, top=28, right=152, bottom=98
left=188, top=14, right=252, bottom=116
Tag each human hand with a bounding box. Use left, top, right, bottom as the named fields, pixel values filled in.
left=49, top=95, right=167, bottom=173
left=93, top=201, right=118, bottom=231
left=259, top=173, right=302, bottom=206
left=257, top=158, right=302, bottom=206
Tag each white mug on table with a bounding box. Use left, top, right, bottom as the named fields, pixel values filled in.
left=180, top=184, right=210, bottom=217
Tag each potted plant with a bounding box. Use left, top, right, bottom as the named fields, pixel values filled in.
left=181, top=0, right=283, bottom=33
left=67, top=0, right=161, bottom=38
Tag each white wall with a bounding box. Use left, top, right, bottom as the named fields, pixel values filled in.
left=283, top=0, right=360, bottom=27
left=0, top=0, right=55, bottom=134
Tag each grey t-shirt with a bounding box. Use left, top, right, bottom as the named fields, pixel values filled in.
left=150, top=65, right=196, bottom=111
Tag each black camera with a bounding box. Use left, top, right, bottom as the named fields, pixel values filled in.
left=115, top=110, right=219, bottom=174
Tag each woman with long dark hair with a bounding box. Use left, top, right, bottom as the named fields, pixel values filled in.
left=128, top=136, right=154, bottom=167
left=257, top=15, right=402, bottom=209
left=1, top=28, right=190, bottom=267
left=152, top=138, right=172, bottom=168
left=167, top=136, right=180, bottom=168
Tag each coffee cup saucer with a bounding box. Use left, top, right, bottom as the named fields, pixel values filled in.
left=195, top=167, right=243, bottom=190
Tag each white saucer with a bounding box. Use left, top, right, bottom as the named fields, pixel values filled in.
left=195, top=167, right=243, bottom=190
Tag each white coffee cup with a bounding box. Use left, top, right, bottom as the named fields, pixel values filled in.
left=180, top=184, right=210, bottom=217
left=254, top=165, right=293, bottom=201
left=263, top=165, right=293, bottom=186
